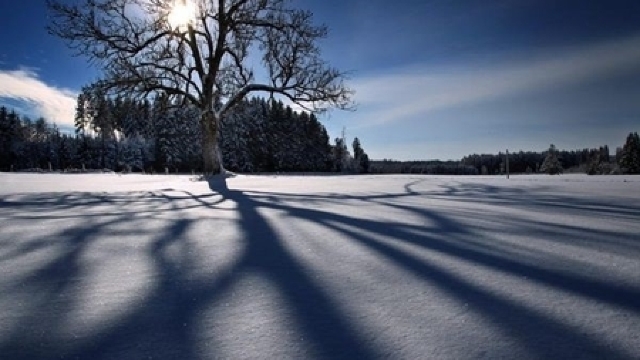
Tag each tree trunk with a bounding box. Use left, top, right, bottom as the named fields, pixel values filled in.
left=200, top=111, right=223, bottom=175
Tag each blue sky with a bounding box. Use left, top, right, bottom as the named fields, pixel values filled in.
left=1, top=1, right=640, bottom=160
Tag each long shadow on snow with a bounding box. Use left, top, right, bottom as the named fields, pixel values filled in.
left=205, top=177, right=381, bottom=359
left=0, top=181, right=382, bottom=360
left=231, top=179, right=640, bottom=359
left=437, top=181, right=640, bottom=219
left=1, top=177, right=639, bottom=359
left=0, top=212, right=201, bottom=359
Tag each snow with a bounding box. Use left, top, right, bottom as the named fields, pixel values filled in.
left=1, top=173, right=639, bottom=359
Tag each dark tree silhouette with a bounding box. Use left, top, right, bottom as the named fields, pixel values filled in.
left=47, top=0, right=353, bottom=174
left=619, top=132, right=640, bottom=174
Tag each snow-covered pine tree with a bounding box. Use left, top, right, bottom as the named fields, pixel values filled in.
left=74, top=92, right=89, bottom=136
left=249, top=98, right=272, bottom=172
left=57, top=134, right=73, bottom=170
left=120, top=135, right=145, bottom=172
left=119, top=98, right=140, bottom=139
left=333, top=137, right=348, bottom=172
left=152, top=94, right=177, bottom=171
left=175, top=105, right=203, bottom=172
left=540, top=144, right=563, bottom=175
left=221, top=99, right=253, bottom=172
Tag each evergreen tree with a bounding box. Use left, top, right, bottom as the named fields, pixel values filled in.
left=221, top=99, right=255, bottom=172
left=359, top=153, right=370, bottom=174
left=74, top=92, right=89, bottom=136
left=120, top=98, right=139, bottom=138
left=619, top=132, right=640, bottom=174
left=174, top=105, right=203, bottom=172
left=352, top=137, right=363, bottom=162
left=58, top=134, right=72, bottom=170
left=9, top=111, right=26, bottom=169
left=352, top=137, right=370, bottom=173
left=152, top=94, right=174, bottom=171
left=0, top=106, right=13, bottom=170
left=333, top=137, right=348, bottom=172
left=247, top=98, right=271, bottom=172
left=93, top=99, right=108, bottom=169
left=120, top=135, right=145, bottom=172
left=540, top=144, right=563, bottom=175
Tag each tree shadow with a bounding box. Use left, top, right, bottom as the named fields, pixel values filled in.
left=0, top=180, right=382, bottom=359
left=208, top=177, right=380, bottom=359
left=211, top=178, right=640, bottom=359
left=0, top=176, right=638, bottom=359
left=435, top=181, right=640, bottom=219
left=0, top=189, right=217, bottom=359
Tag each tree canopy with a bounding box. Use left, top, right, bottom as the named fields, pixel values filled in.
left=48, top=0, right=353, bottom=173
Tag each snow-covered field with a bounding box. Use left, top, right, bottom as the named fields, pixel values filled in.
left=1, top=173, right=639, bottom=359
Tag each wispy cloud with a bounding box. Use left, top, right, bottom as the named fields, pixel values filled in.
left=0, top=68, right=77, bottom=125
left=351, top=33, right=640, bottom=128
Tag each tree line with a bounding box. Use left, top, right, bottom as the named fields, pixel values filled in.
left=2, top=94, right=637, bottom=176
left=460, top=138, right=640, bottom=175
left=361, top=135, right=639, bottom=176
left=368, top=160, right=478, bottom=175
left=0, top=93, right=370, bottom=174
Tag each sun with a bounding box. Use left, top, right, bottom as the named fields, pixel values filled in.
left=168, top=0, right=196, bottom=30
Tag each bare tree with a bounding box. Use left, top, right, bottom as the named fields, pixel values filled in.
left=47, top=0, right=353, bottom=174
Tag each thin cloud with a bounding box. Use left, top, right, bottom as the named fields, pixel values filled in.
left=0, top=68, right=77, bottom=126
left=351, top=33, right=640, bottom=128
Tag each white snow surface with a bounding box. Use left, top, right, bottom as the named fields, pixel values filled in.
left=1, top=173, right=639, bottom=359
